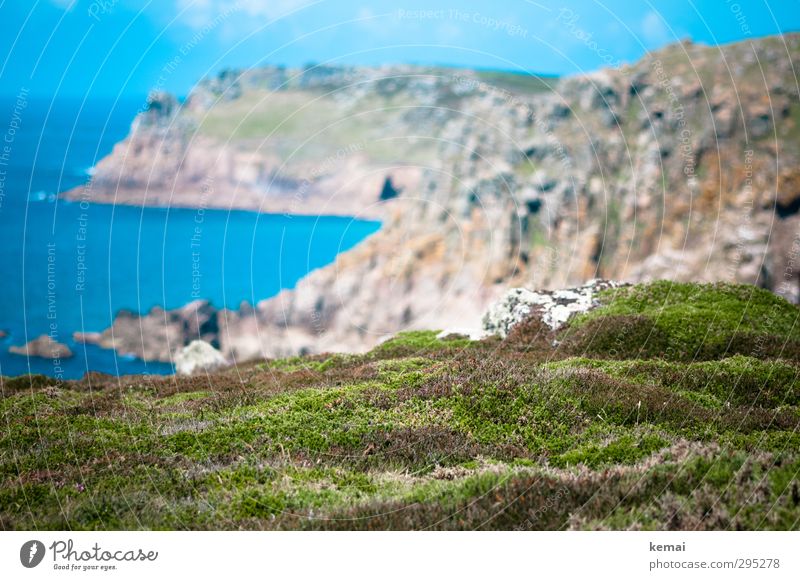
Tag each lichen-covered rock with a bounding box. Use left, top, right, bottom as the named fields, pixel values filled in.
left=481, top=288, right=549, bottom=339
left=174, top=340, right=227, bottom=375
left=482, top=279, right=628, bottom=338
left=9, top=334, right=73, bottom=359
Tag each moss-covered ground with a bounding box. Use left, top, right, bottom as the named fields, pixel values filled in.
left=2, top=281, right=799, bottom=530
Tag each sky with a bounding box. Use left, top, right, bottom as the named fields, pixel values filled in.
left=0, top=0, right=798, bottom=99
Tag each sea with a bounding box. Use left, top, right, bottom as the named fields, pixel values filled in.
left=0, top=96, right=380, bottom=379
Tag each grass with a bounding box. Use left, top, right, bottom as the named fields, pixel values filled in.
left=191, top=88, right=443, bottom=165
left=560, top=281, right=800, bottom=360
left=2, top=281, right=800, bottom=530
left=189, top=67, right=560, bottom=169
left=474, top=70, right=556, bottom=95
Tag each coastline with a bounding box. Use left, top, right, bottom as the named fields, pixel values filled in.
left=58, top=192, right=390, bottom=222
left=0, top=195, right=383, bottom=377
left=37, top=34, right=800, bottom=371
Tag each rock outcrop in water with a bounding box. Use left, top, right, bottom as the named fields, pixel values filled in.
left=9, top=335, right=73, bottom=359
left=66, top=34, right=800, bottom=363
left=73, top=300, right=218, bottom=362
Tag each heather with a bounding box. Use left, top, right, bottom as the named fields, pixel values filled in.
left=2, top=281, right=799, bottom=530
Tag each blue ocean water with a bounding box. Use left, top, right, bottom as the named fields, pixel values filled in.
left=0, top=97, right=380, bottom=379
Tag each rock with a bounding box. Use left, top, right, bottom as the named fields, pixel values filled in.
left=138, top=91, right=179, bottom=128
left=436, top=328, right=486, bottom=341
left=482, top=279, right=627, bottom=338
left=74, top=300, right=220, bottom=363
left=9, top=334, right=73, bottom=359
left=481, top=288, right=551, bottom=339
left=174, top=340, right=227, bottom=375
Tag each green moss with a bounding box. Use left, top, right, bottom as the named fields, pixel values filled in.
left=375, top=357, right=438, bottom=390
left=563, top=281, right=800, bottom=360
left=3, top=281, right=800, bottom=530
left=0, top=374, right=61, bottom=394
left=676, top=389, right=723, bottom=409
left=377, top=330, right=443, bottom=350
left=373, top=330, right=474, bottom=357
left=552, top=434, right=668, bottom=468
left=551, top=355, right=800, bottom=409
left=768, top=457, right=800, bottom=498
left=448, top=381, right=579, bottom=454
left=157, top=391, right=212, bottom=406
left=401, top=469, right=514, bottom=506
left=262, top=356, right=326, bottom=373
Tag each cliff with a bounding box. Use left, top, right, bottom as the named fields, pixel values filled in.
left=65, top=64, right=518, bottom=218
left=67, top=34, right=800, bottom=362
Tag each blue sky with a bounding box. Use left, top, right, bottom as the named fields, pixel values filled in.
left=0, top=0, right=798, bottom=98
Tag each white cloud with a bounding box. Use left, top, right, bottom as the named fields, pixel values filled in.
left=640, top=10, right=670, bottom=47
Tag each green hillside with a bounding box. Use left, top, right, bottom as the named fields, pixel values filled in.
left=2, top=281, right=799, bottom=530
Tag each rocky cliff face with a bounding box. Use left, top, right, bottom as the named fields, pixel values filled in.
left=66, top=64, right=495, bottom=218
left=68, top=34, right=800, bottom=363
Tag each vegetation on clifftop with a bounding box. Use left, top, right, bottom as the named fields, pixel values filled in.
left=2, top=281, right=799, bottom=530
